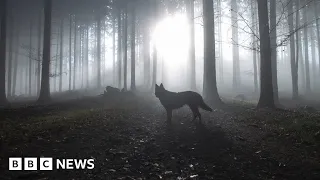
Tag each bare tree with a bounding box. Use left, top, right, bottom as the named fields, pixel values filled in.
left=68, top=14, right=72, bottom=91
left=7, top=13, right=14, bottom=98
left=231, top=0, right=240, bottom=90
left=123, top=6, right=128, bottom=91
left=29, top=19, right=33, bottom=96
left=38, top=0, right=52, bottom=103
left=130, top=5, right=136, bottom=91
left=251, top=0, right=258, bottom=93
left=96, top=12, right=102, bottom=88
left=73, top=16, right=77, bottom=90
left=117, top=8, right=122, bottom=89
left=59, top=18, right=64, bottom=92
left=0, top=0, right=8, bottom=105
left=37, top=9, right=42, bottom=95
left=303, top=2, right=311, bottom=93
left=257, top=0, right=275, bottom=108
left=202, top=0, right=222, bottom=104
left=186, top=0, right=196, bottom=90
left=315, top=0, right=320, bottom=77
left=270, top=0, right=279, bottom=104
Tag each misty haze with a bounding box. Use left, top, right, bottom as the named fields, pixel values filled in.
left=0, top=0, right=319, bottom=179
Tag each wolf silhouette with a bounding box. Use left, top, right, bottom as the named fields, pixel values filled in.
left=155, top=83, right=212, bottom=122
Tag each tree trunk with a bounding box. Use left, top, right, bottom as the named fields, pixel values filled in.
left=251, top=0, right=258, bottom=93
left=54, top=28, right=59, bottom=92
left=37, top=10, right=42, bottom=95
left=123, top=8, right=128, bottom=91
left=310, top=26, right=316, bottom=89
left=86, top=24, right=89, bottom=88
left=130, top=6, right=136, bottom=91
left=270, top=0, right=279, bottom=104
left=112, top=15, right=116, bottom=86
left=143, top=2, right=151, bottom=89
left=315, top=0, right=320, bottom=81
left=293, top=0, right=299, bottom=99
left=59, top=18, right=64, bottom=92
left=0, top=0, right=8, bottom=105
left=231, top=0, right=240, bottom=90
left=218, top=0, right=223, bottom=84
left=69, top=14, right=72, bottom=91
left=257, top=0, right=275, bottom=108
left=12, top=23, right=20, bottom=96
left=96, top=13, right=102, bottom=88
left=37, top=0, right=52, bottom=103
left=29, top=19, right=33, bottom=96
left=73, top=16, right=77, bottom=90
left=151, top=1, right=158, bottom=91
left=202, top=0, right=222, bottom=104
left=187, top=0, right=196, bottom=90
left=117, top=9, right=122, bottom=89
left=303, top=5, right=311, bottom=93
left=7, top=13, right=14, bottom=98
left=81, top=27, right=84, bottom=88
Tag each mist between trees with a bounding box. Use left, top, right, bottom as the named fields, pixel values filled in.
left=0, top=0, right=319, bottom=108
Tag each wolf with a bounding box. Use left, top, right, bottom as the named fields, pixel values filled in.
left=155, top=83, right=212, bottom=122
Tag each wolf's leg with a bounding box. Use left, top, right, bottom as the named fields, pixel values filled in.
left=194, top=107, right=201, bottom=122
left=166, top=108, right=172, bottom=122
left=189, top=105, right=198, bottom=121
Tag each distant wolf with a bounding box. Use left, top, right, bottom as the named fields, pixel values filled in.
left=155, top=83, right=212, bottom=122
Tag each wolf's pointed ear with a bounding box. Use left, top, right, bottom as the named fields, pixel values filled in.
left=160, top=83, right=164, bottom=89
left=155, top=84, right=159, bottom=88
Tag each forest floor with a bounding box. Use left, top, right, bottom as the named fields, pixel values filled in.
left=0, top=92, right=319, bottom=180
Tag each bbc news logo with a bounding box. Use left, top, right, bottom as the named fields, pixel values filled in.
left=9, top=157, right=94, bottom=171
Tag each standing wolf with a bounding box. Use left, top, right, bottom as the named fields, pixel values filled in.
left=155, top=83, right=212, bottom=122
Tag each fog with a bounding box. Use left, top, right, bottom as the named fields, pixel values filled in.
left=2, top=0, right=320, bottom=105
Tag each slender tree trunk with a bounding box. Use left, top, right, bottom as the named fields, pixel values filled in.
left=299, top=31, right=305, bottom=90
left=96, top=13, right=102, bottom=88
left=123, top=8, right=128, bottom=91
left=151, top=1, right=158, bottom=92
left=0, top=0, right=8, bottom=105
left=37, top=10, right=42, bottom=95
left=86, top=24, right=89, bottom=88
left=29, top=19, right=33, bottom=96
left=73, top=16, right=77, bottom=90
left=143, top=2, right=151, bottom=89
left=270, top=0, right=279, bottom=104
left=218, top=0, right=223, bottom=84
left=187, top=0, right=196, bottom=90
left=231, top=0, right=240, bottom=90
left=59, top=18, right=64, bottom=92
left=293, top=0, right=300, bottom=99
left=12, top=23, right=20, bottom=96
left=38, top=0, right=52, bottom=103
left=251, top=0, right=258, bottom=93
left=7, top=13, right=14, bottom=98
left=315, top=0, right=320, bottom=81
left=130, top=6, right=136, bottom=91
left=310, top=26, right=316, bottom=89
left=69, top=14, right=72, bottom=91
left=25, top=66, right=28, bottom=94
left=112, top=15, right=116, bottom=86
left=257, top=0, right=275, bottom=108
left=202, top=0, right=222, bottom=104
left=303, top=5, right=311, bottom=93
left=81, top=27, right=84, bottom=88
left=117, top=9, right=122, bottom=89
left=54, top=28, right=59, bottom=92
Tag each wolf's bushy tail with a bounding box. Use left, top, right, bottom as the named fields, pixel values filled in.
left=199, top=99, right=213, bottom=112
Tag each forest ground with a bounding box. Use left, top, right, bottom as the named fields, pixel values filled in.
left=0, top=91, right=319, bottom=180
